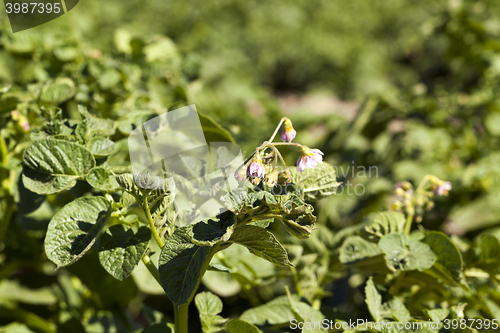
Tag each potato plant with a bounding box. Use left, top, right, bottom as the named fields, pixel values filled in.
left=1, top=1, right=500, bottom=332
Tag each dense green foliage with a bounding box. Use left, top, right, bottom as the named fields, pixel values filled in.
left=1, top=0, right=500, bottom=332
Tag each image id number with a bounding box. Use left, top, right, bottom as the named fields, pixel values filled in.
left=5, top=2, right=61, bottom=14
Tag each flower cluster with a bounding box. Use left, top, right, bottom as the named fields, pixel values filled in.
left=391, top=175, right=452, bottom=223
left=234, top=117, right=324, bottom=186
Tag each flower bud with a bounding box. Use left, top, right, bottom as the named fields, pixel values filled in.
left=247, top=157, right=265, bottom=180
left=264, top=169, right=278, bottom=187
left=432, top=181, right=452, bottom=196
left=281, top=119, right=296, bottom=142
left=11, top=111, right=30, bottom=132
left=278, top=170, right=292, bottom=185
left=391, top=200, right=403, bottom=210
left=234, top=165, right=247, bottom=182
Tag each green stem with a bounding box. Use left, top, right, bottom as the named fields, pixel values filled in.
left=175, top=243, right=221, bottom=333
left=141, top=254, right=161, bottom=287
left=0, top=196, right=14, bottom=247
left=0, top=133, right=8, bottom=165
left=142, top=189, right=164, bottom=248
left=175, top=304, right=189, bottom=333
left=404, top=212, right=414, bottom=235
left=268, top=117, right=287, bottom=143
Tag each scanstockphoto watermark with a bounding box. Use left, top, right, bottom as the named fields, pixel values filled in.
left=290, top=319, right=443, bottom=331
left=266, top=162, right=379, bottom=197
left=333, top=162, right=379, bottom=196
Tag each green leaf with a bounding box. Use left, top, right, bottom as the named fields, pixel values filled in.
left=423, top=308, right=449, bottom=322
left=424, top=231, right=464, bottom=283
left=240, top=295, right=301, bottom=326
left=365, top=277, right=383, bottom=322
left=86, top=137, right=116, bottom=158
left=45, top=196, right=112, bottom=267
left=86, top=167, right=120, bottom=192
left=339, top=236, right=381, bottom=264
left=272, top=195, right=317, bottom=239
left=0, top=95, right=18, bottom=115
left=475, top=234, right=500, bottom=262
left=379, top=233, right=437, bottom=271
left=98, top=225, right=151, bottom=281
left=198, top=111, right=235, bottom=143
left=158, top=226, right=210, bottom=305
left=288, top=162, right=340, bottom=201
left=365, top=211, right=406, bottom=238
left=76, top=105, right=116, bottom=140
left=22, top=138, right=95, bottom=194
left=229, top=225, right=292, bottom=267
left=195, top=292, right=226, bottom=333
left=191, top=211, right=236, bottom=246
left=388, top=297, right=411, bottom=322
left=227, top=319, right=260, bottom=333
left=39, top=78, right=76, bottom=104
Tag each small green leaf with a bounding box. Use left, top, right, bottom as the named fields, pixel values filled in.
left=388, top=297, right=411, bottom=322
left=227, top=319, right=260, bottom=333
left=195, top=292, right=226, bottom=333
left=86, top=137, right=116, bottom=158
left=423, top=308, right=449, bottom=322
left=158, top=226, right=210, bottom=305
left=45, top=196, right=112, bottom=267
left=365, top=211, right=406, bottom=238
left=240, top=295, right=301, bottom=326
left=198, top=111, right=235, bottom=143
left=22, top=138, right=95, bottom=194
left=379, top=233, right=437, bottom=271
left=339, top=236, right=381, bottom=264
left=424, top=231, right=464, bottom=282
left=98, top=225, right=151, bottom=281
left=365, top=277, right=383, bottom=322
left=86, top=167, right=120, bottom=192
left=288, top=162, right=340, bottom=201
left=39, top=78, right=76, bottom=104
left=229, top=225, right=292, bottom=267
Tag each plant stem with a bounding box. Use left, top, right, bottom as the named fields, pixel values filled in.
left=175, top=304, right=189, bottom=333
left=0, top=196, right=14, bottom=247
left=142, top=189, right=164, bottom=248
left=268, top=117, right=287, bottom=143
left=141, top=254, right=162, bottom=286
left=404, top=212, right=414, bottom=235
left=0, top=132, right=8, bottom=164
left=175, top=243, right=221, bottom=333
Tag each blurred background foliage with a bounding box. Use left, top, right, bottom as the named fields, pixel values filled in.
left=1, top=0, right=500, bottom=332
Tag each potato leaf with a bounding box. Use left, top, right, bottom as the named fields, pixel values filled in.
left=158, top=226, right=210, bottom=305
left=22, top=138, right=95, bottom=194
left=229, top=225, right=292, bottom=267
left=45, top=196, right=111, bottom=267
left=98, top=225, right=151, bottom=281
